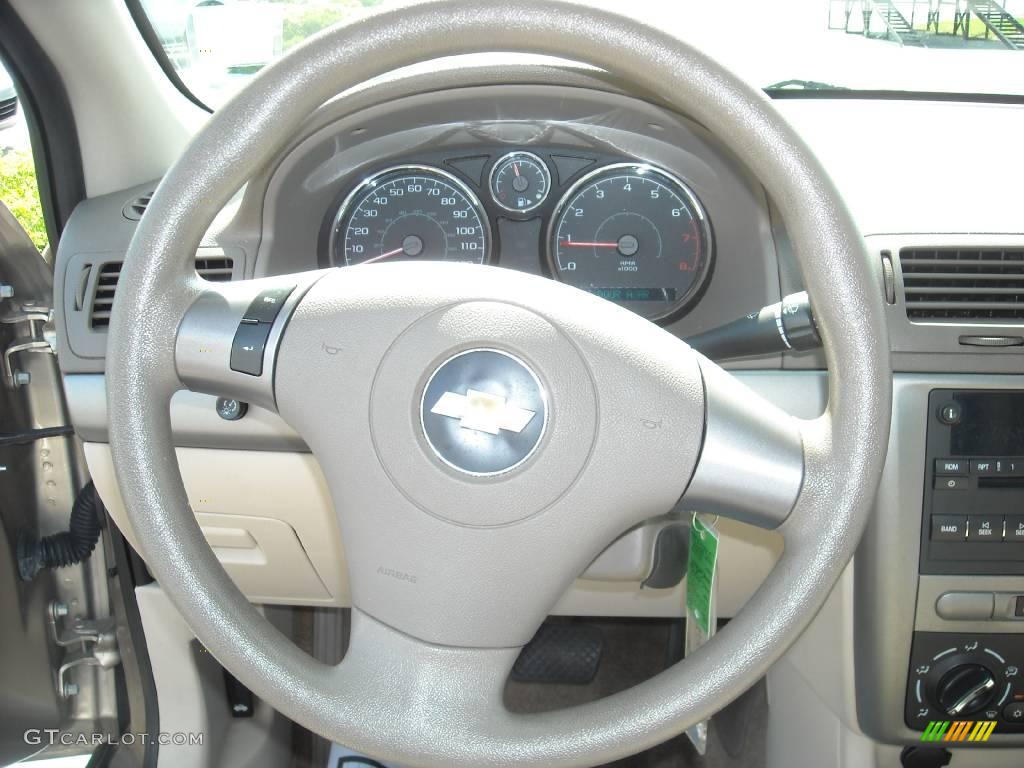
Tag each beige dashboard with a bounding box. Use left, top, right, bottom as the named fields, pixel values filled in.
left=81, top=368, right=828, bottom=616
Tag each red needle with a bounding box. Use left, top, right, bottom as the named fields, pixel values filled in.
left=512, top=162, right=521, bottom=177
left=360, top=246, right=405, bottom=264
left=561, top=241, right=619, bottom=248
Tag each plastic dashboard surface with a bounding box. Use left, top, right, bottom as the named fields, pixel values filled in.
left=52, top=80, right=789, bottom=620
left=55, top=83, right=783, bottom=375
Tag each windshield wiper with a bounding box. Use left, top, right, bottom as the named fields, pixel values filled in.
left=764, top=79, right=850, bottom=91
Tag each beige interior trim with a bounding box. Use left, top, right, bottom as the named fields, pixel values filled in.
left=88, top=442, right=348, bottom=606
left=136, top=584, right=290, bottom=768
left=87, top=442, right=781, bottom=615
left=554, top=517, right=782, bottom=618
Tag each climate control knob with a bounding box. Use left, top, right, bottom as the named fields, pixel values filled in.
left=935, top=664, right=998, bottom=717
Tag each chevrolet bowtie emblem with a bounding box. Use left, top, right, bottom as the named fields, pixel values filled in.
left=430, top=389, right=536, bottom=435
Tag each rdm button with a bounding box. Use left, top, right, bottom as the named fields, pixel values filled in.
left=935, top=459, right=967, bottom=475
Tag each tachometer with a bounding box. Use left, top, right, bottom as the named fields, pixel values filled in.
left=548, top=163, right=712, bottom=322
left=331, top=165, right=490, bottom=266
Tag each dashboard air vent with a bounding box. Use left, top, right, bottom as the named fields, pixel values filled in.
left=194, top=255, right=235, bottom=282
left=900, top=248, right=1024, bottom=322
left=89, top=256, right=234, bottom=329
left=122, top=192, right=154, bottom=221
left=89, top=263, right=120, bottom=329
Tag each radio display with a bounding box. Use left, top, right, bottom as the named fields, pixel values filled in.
left=949, top=392, right=1024, bottom=456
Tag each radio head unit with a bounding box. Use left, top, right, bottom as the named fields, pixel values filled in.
left=922, top=390, right=1024, bottom=576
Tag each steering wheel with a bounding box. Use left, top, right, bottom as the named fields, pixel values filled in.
left=106, top=2, right=890, bottom=765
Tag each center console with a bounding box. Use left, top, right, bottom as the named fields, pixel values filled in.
left=904, top=390, right=1024, bottom=736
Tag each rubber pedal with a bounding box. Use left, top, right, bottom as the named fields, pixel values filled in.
left=511, top=622, right=604, bottom=684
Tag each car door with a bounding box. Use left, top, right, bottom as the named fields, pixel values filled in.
left=0, top=198, right=70, bottom=765
left=0, top=198, right=134, bottom=767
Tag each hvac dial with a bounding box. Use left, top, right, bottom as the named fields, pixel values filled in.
left=905, top=633, right=1024, bottom=733
left=548, top=163, right=712, bottom=322
left=489, top=151, right=551, bottom=214
left=331, top=165, right=490, bottom=266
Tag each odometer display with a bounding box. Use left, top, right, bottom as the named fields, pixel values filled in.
left=589, top=287, right=677, bottom=303
left=548, top=164, right=712, bottom=322
left=331, top=165, right=489, bottom=266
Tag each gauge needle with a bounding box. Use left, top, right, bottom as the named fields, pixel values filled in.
left=512, top=162, right=520, bottom=177
left=361, top=247, right=406, bottom=264
left=561, top=241, right=619, bottom=248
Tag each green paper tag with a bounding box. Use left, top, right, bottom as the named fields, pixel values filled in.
left=686, top=515, right=719, bottom=637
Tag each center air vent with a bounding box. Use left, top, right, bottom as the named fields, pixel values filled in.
left=194, top=255, right=234, bottom=281
left=89, top=256, right=234, bottom=329
left=122, top=192, right=154, bottom=221
left=900, top=248, right=1024, bottom=322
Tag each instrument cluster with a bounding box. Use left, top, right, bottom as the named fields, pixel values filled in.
left=325, top=149, right=714, bottom=323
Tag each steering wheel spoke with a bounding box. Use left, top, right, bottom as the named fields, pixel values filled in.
left=174, top=272, right=322, bottom=409
left=318, top=610, right=523, bottom=763
left=679, top=357, right=806, bottom=529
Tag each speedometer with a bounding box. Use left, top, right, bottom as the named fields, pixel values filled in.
left=331, top=165, right=490, bottom=266
left=548, top=163, right=712, bottom=322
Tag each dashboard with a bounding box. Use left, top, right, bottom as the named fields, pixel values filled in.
left=250, top=82, right=778, bottom=344
left=49, top=61, right=1024, bottom=757
left=54, top=75, right=789, bottom=627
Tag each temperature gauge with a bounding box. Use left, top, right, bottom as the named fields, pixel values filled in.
left=489, top=151, right=551, bottom=214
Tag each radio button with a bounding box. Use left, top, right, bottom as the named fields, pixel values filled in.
left=936, top=459, right=968, bottom=475
left=938, top=401, right=963, bottom=425
left=971, top=459, right=999, bottom=475
left=1000, top=459, right=1022, bottom=476
left=1006, top=519, right=1024, bottom=542
left=968, top=515, right=1003, bottom=542
left=936, top=476, right=968, bottom=490
left=931, top=515, right=968, bottom=541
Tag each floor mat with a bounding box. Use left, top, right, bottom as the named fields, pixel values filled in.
left=604, top=681, right=768, bottom=768
left=295, top=613, right=768, bottom=768
left=505, top=618, right=768, bottom=768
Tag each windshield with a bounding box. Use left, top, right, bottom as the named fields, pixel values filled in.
left=138, top=0, right=1024, bottom=109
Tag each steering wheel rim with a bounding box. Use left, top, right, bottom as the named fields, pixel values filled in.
left=106, top=2, right=890, bottom=766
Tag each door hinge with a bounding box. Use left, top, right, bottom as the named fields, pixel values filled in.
left=49, top=601, right=121, bottom=699
left=1, top=290, right=57, bottom=388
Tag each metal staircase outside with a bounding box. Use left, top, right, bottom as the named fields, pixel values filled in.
left=966, top=0, right=1024, bottom=49
left=868, top=0, right=927, bottom=45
